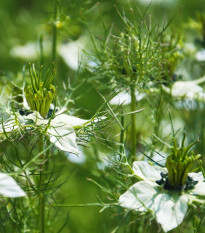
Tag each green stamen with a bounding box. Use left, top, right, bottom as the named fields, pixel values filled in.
left=165, top=136, right=201, bottom=190
left=25, top=63, right=56, bottom=118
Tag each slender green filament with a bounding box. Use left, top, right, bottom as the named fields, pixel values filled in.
left=25, top=64, right=56, bottom=118
left=165, top=135, right=201, bottom=190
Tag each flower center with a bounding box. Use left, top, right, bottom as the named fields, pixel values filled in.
left=19, top=109, right=33, bottom=116
left=164, top=135, right=201, bottom=190
left=156, top=172, right=198, bottom=191
left=47, top=108, right=58, bottom=119
left=25, top=64, right=56, bottom=118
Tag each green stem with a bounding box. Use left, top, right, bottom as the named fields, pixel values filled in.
left=39, top=35, right=44, bottom=66
left=39, top=136, right=45, bottom=233
left=120, top=113, right=125, bottom=155
left=130, top=214, right=136, bottom=233
left=129, top=78, right=137, bottom=233
left=130, top=81, right=137, bottom=160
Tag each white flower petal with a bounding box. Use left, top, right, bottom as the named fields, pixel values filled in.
left=53, top=114, right=88, bottom=127
left=119, top=181, right=158, bottom=211
left=10, top=42, right=38, bottom=60
left=48, top=124, right=79, bottom=154
left=25, top=112, right=48, bottom=125
left=0, top=173, right=26, bottom=197
left=10, top=41, right=50, bottom=60
left=196, top=49, right=205, bottom=61
left=0, top=113, right=30, bottom=134
left=163, top=78, right=205, bottom=102
left=25, top=109, right=88, bottom=127
left=58, top=38, right=86, bottom=70
left=23, top=109, right=87, bottom=154
left=110, top=91, right=131, bottom=105
left=154, top=193, right=188, bottom=232
left=192, top=182, right=205, bottom=196
left=22, top=93, right=30, bottom=109
left=109, top=90, right=145, bottom=105
left=54, top=107, right=67, bottom=115
left=133, top=161, right=167, bottom=182
left=188, top=172, right=204, bottom=182
left=171, top=81, right=203, bottom=100
left=0, top=119, right=19, bottom=133
left=66, top=148, right=86, bottom=164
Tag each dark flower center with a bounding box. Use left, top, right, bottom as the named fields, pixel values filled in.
left=46, top=108, right=58, bottom=119
left=156, top=172, right=198, bottom=191
left=19, top=108, right=58, bottom=118
left=19, top=109, right=33, bottom=116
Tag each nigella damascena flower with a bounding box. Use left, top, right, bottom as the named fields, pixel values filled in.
left=119, top=161, right=205, bottom=232
left=0, top=62, right=92, bottom=155
left=0, top=107, right=89, bottom=155
left=24, top=108, right=89, bottom=154
left=163, top=76, right=205, bottom=101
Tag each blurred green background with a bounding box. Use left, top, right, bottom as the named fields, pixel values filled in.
left=1, top=0, right=205, bottom=232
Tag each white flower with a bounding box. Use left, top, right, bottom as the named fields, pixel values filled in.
left=163, top=76, right=205, bottom=101
left=171, top=81, right=203, bottom=99
left=0, top=173, right=26, bottom=198
left=110, top=90, right=146, bottom=105
left=110, top=76, right=205, bottom=107
left=0, top=108, right=89, bottom=155
left=66, top=148, right=86, bottom=164
left=58, top=37, right=86, bottom=70
left=25, top=108, right=89, bottom=155
left=0, top=117, right=20, bottom=134
left=196, top=49, right=205, bottom=61
left=119, top=161, right=205, bottom=232
left=10, top=42, right=39, bottom=60
left=10, top=41, right=51, bottom=60
left=0, top=114, right=26, bottom=135
left=10, top=37, right=86, bottom=69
